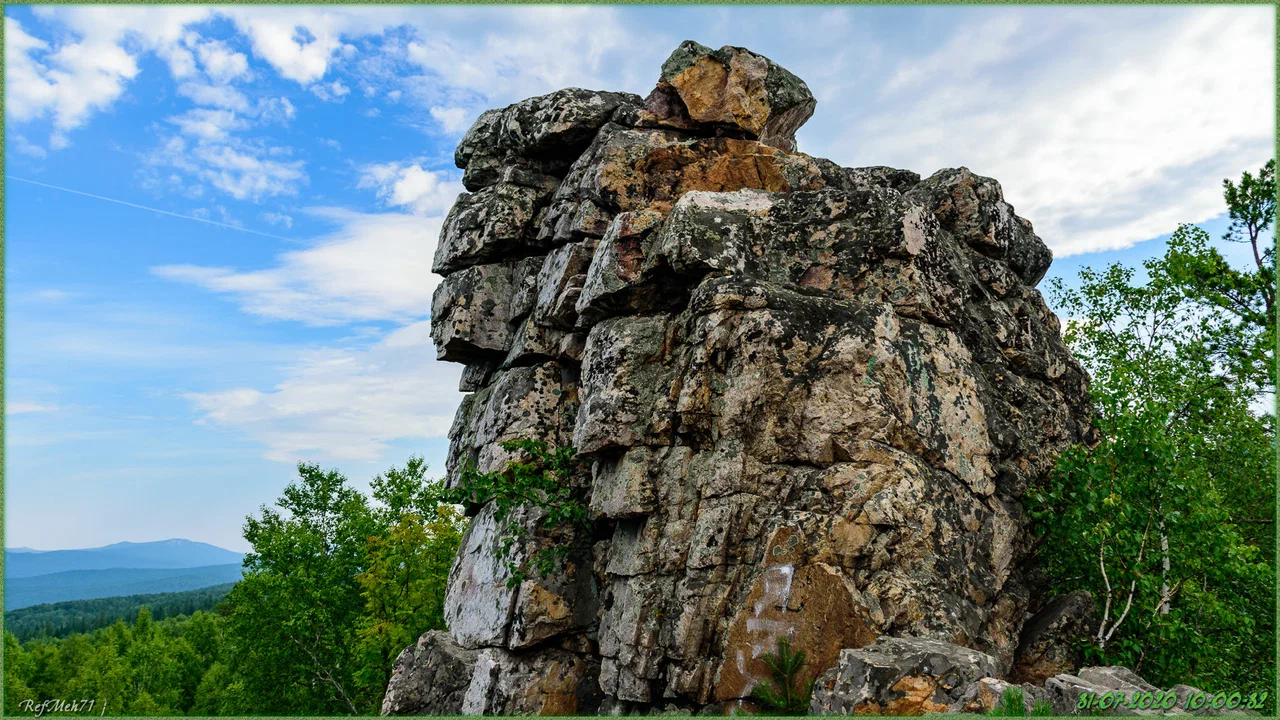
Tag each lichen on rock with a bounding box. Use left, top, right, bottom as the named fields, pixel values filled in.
left=388, top=40, right=1098, bottom=716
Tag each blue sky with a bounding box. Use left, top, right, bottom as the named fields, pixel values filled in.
left=3, top=5, right=1274, bottom=552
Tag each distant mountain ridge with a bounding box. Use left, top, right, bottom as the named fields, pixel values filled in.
left=5, top=539, right=244, bottom=579
left=4, top=565, right=244, bottom=610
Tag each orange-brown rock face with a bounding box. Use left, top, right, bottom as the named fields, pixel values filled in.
left=393, top=40, right=1096, bottom=716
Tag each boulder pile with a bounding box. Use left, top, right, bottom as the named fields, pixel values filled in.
left=385, top=40, right=1100, bottom=715
left=810, top=636, right=1256, bottom=716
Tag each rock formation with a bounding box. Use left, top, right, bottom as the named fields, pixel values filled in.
left=386, top=40, right=1098, bottom=715
left=811, top=638, right=1256, bottom=716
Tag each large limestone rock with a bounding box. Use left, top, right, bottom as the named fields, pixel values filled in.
left=1011, top=590, right=1097, bottom=684
left=808, top=637, right=1000, bottom=715
left=391, top=41, right=1096, bottom=715
left=641, top=41, right=817, bottom=152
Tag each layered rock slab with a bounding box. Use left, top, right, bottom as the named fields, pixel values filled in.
left=394, top=40, right=1095, bottom=716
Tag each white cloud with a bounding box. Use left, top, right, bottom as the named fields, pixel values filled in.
left=815, top=6, right=1275, bottom=258
left=430, top=106, right=470, bottom=134
left=153, top=208, right=444, bottom=325
left=168, top=108, right=248, bottom=141
left=193, top=37, right=250, bottom=84
left=402, top=6, right=645, bottom=104
left=13, top=6, right=214, bottom=138
left=310, top=79, right=350, bottom=102
left=255, top=96, right=297, bottom=124
left=358, top=162, right=464, bottom=216
left=260, top=211, right=294, bottom=228
left=3, top=14, right=139, bottom=136
left=11, top=134, right=49, bottom=158
left=6, top=402, right=59, bottom=415
left=176, top=81, right=250, bottom=111
left=185, top=321, right=462, bottom=462
left=149, top=136, right=306, bottom=201
left=4, top=17, right=59, bottom=123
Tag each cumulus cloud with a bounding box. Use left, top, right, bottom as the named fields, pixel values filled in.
left=193, top=37, right=250, bottom=84
left=358, top=162, right=464, bottom=216
left=152, top=208, right=443, bottom=325
left=148, top=136, right=306, bottom=201
left=184, top=321, right=461, bottom=462
left=11, top=134, right=49, bottom=159
left=167, top=108, right=248, bottom=141
left=430, top=106, right=471, bottom=134
left=310, top=79, right=351, bottom=102
left=813, top=6, right=1275, bottom=257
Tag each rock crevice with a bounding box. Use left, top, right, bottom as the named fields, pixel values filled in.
left=391, top=41, right=1097, bottom=715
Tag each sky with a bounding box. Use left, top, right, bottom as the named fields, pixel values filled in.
left=3, top=5, right=1274, bottom=552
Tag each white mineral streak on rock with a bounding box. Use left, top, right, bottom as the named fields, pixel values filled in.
left=902, top=204, right=932, bottom=256
left=460, top=649, right=497, bottom=714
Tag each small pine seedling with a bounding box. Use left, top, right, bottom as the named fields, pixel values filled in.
left=750, top=636, right=814, bottom=715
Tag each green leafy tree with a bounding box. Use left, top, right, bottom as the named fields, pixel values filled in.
left=1164, top=159, right=1275, bottom=393
left=221, top=461, right=378, bottom=714
left=5, top=456, right=466, bottom=716
left=221, top=456, right=464, bottom=714
left=354, top=460, right=466, bottom=703
left=1034, top=164, right=1275, bottom=705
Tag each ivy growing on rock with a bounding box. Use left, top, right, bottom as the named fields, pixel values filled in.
left=440, top=438, right=592, bottom=589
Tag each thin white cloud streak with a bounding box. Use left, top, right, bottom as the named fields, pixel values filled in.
left=185, top=321, right=462, bottom=462
left=153, top=208, right=443, bottom=326
left=6, top=402, right=59, bottom=415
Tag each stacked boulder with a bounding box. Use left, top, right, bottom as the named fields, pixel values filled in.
left=385, top=41, right=1097, bottom=715
left=809, top=636, right=1256, bottom=716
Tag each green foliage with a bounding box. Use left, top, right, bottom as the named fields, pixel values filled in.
left=988, top=687, right=1055, bottom=717
left=439, top=438, right=591, bottom=588
left=4, top=584, right=235, bottom=642
left=354, top=459, right=466, bottom=703
left=989, top=687, right=1025, bottom=716
left=3, top=608, right=221, bottom=716
left=750, top=637, right=814, bottom=715
left=5, top=456, right=464, bottom=716
left=1034, top=164, right=1275, bottom=712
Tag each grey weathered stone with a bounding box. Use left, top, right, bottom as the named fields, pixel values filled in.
left=433, top=183, right=553, bottom=275
left=395, top=41, right=1100, bottom=716
left=1012, top=590, right=1098, bottom=684
left=430, top=261, right=516, bottom=362
left=454, top=88, right=642, bottom=191
left=641, top=41, right=816, bottom=153
left=809, top=637, right=1000, bottom=715
left=381, top=631, right=479, bottom=715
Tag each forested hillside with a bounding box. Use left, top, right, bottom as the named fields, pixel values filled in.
left=5, top=583, right=235, bottom=642
left=5, top=565, right=243, bottom=610
left=4, top=457, right=464, bottom=715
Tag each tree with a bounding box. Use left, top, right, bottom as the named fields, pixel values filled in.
left=1164, top=160, right=1275, bottom=393
left=750, top=637, right=814, bottom=715
left=222, top=462, right=377, bottom=714
left=354, top=461, right=465, bottom=703
left=221, top=456, right=465, bottom=715
left=1034, top=164, right=1275, bottom=704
